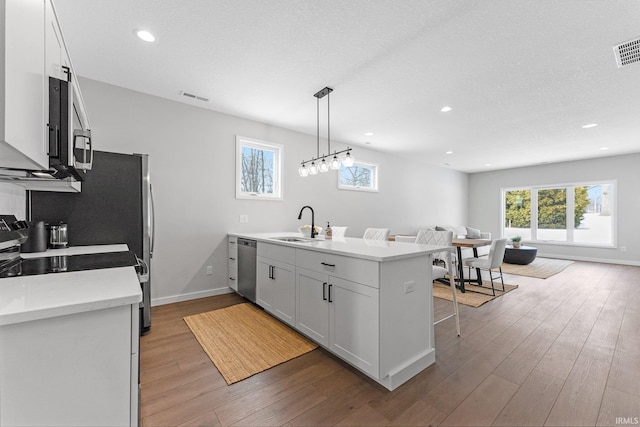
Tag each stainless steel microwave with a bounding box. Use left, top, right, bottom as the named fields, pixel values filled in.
left=48, top=75, right=92, bottom=181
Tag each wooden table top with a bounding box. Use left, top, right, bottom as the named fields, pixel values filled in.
left=452, top=238, right=492, bottom=248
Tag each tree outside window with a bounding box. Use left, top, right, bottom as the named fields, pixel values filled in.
left=338, top=161, right=378, bottom=192
left=236, top=136, right=283, bottom=200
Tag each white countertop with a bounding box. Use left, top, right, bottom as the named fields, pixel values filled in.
left=228, top=232, right=449, bottom=262
left=0, top=245, right=142, bottom=326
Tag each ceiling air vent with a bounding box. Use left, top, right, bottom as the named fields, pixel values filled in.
left=180, top=91, right=210, bottom=102
left=613, top=38, right=640, bottom=68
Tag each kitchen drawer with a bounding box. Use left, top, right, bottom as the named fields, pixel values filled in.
left=257, top=242, right=296, bottom=265
left=296, top=249, right=379, bottom=288
left=228, top=236, right=238, bottom=257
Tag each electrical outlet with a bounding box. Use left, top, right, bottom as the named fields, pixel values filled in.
left=403, top=281, right=416, bottom=294
left=239, top=215, right=248, bottom=223
left=206, top=266, right=213, bottom=275
left=621, top=246, right=627, bottom=252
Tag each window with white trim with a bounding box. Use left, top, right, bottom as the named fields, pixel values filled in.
left=236, top=136, right=283, bottom=200
left=502, top=181, right=615, bottom=246
left=338, top=160, right=378, bottom=192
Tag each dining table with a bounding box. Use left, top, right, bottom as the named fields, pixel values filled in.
left=451, top=238, right=493, bottom=292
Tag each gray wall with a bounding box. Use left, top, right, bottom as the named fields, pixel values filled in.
left=77, top=78, right=468, bottom=305
left=468, top=154, right=640, bottom=265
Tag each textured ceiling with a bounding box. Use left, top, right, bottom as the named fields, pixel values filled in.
left=53, top=0, right=640, bottom=172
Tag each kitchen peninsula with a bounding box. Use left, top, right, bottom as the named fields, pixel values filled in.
left=228, top=232, right=448, bottom=390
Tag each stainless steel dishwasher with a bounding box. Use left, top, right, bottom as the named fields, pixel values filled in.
left=237, top=238, right=257, bottom=302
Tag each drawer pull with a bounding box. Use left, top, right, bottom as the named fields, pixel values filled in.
left=229, top=277, right=235, bottom=281
left=321, top=262, right=336, bottom=268
left=229, top=257, right=236, bottom=261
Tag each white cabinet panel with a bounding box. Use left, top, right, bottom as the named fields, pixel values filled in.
left=0, top=304, right=137, bottom=426
left=1, top=0, right=48, bottom=170
left=296, top=248, right=379, bottom=288
left=228, top=237, right=238, bottom=290
left=330, top=276, right=379, bottom=377
left=296, top=267, right=329, bottom=346
left=257, top=255, right=296, bottom=326
left=256, top=257, right=274, bottom=311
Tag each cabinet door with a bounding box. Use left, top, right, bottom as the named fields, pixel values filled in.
left=272, top=261, right=296, bottom=327
left=256, top=257, right=274, bottom=311
left=45, top=0, right=69, bottom=81
left=2, top=0, right=47, bottom=169
left=329, top=276, right=380, bottom=377
left=296, top=267, right=329, bottom=347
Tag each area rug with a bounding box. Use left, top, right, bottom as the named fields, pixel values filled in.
left=184, top=303, right=317, bottom=385
left=433, top=281, right=518, bottom=308
left=501, top=257, right=574, bottom=279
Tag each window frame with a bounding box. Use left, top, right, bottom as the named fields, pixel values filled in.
left=501, top=180, right=617, bottom=248
left=337, top=160, right=379, bottom=192
left=235, top=135, right=283, bottom=201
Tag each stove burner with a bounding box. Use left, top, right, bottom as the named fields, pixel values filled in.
left=0, top=251, right=138, bottom=278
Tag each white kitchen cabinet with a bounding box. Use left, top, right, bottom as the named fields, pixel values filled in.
left=0, top=303, right=140, bottom=426
left=295, top=266, right=379, bottom=377
left=45, top=0, right=70, bottom=82
left=256, top=242, right=296, bottom=327
left=228, top=236, right=238, bottom=291
left=0, top=0, right=48, bottom=171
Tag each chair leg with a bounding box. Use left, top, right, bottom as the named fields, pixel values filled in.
left=499, top=267, right=505, bottom=292
left=488, top=270, right=496, bottom=296
left=448, top=273, right=461, bottom=336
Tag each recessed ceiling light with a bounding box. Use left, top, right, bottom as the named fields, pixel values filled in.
left=485, top=163, right=492, bottom=167
left=135, top=29, right=156, bottom=42
left=446, top=151, right=453, bottom=154
left=440, top=106, right=452, bottom=112
left=600, top=147, right=609, bottom=150
left=582, top=123, right=598, bottom=129
left=364, top=132, right=374, bottom=137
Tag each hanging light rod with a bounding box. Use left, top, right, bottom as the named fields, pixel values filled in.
left=299, top=87, right=355, bottom=177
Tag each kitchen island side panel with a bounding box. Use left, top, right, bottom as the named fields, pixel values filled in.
left=379, top=254, right=434, bottom=380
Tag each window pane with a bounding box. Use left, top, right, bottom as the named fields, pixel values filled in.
left=338, top=162, right=378, bottom=191
left=241, top=146, right=275, bottom=195
left=537, top=188, right=567, bottom=241
left=574, top=184, right=613, bottom=244
left=236, top=136, right=282, bottom=200
left=504, top=189, right=532, bottom=240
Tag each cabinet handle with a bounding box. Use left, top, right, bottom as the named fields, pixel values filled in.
left=328, top=284, right=333, bottom=303
left=322, top=282, right=327, bottom=301
left=271, top=265, right=276, bottom=280
left=321, top=262, right=336, bottom=268
left=229, top=257, right=235, bottom=260
left=229, top=241, right=236, bottom=245
left=229, top=277, right=235, bottom=281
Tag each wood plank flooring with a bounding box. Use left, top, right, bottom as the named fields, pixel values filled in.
left=140, top=261, right=640, bottom=426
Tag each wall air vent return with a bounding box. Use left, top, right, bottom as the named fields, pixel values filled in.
left=180, top=91, right=210, bottom=102
left=613, top=38, right=640, bottom=68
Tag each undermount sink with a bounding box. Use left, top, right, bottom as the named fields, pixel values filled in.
left=270, top=236, right=311, bottom=242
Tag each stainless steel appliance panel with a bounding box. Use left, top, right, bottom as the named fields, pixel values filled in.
left=237, top=238, right=257, bottom=303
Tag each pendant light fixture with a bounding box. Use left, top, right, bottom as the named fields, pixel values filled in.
left=298, top=87, right=354, bottom=177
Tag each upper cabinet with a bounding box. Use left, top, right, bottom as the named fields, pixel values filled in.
left=0, top=0, right=48, bottom=171
left=0, top=0, right=90, bottom=192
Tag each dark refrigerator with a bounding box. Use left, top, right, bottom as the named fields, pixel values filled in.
left=28, top=151, right=154, bottom=334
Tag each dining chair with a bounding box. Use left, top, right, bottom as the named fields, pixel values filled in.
left=462, top=238, right=508, bottom=296
left=331, top=226, right=347, bottom=238
left=415, top=229, right=460, bottom=336
left=362, top=228, right=390, bottom=240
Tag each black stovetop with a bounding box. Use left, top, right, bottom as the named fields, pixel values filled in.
left=0, top=251, right=138, bottom=278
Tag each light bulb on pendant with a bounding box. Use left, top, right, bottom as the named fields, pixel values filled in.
left=329, top=155, right=340, bottom=170
left=319, top=158, right=329, bottom=173
left=308, top=161, right=318, bottom=175
left=298, top=164, right=309, bottom=177
left=343, top=151, right=354, bottom=167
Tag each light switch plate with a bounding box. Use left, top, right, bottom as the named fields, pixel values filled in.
left=239, top=215, right=248, bottom=223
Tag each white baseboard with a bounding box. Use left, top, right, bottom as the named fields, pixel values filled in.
left=151, top=287, right=233, bottom=307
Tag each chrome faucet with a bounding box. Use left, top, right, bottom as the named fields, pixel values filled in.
left=297, top=206, right=317, bottom=238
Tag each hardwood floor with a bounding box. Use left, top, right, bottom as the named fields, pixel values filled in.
left=140, top=261, right=640, bottom=426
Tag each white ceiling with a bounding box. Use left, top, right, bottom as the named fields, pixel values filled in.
left=53, top=0, right=640, bottom=173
